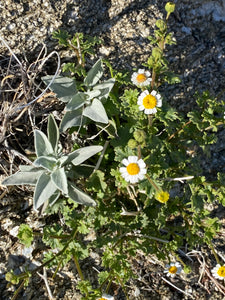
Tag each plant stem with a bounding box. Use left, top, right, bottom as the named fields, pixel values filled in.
left=145, top=174, right=160, bottom=191
left=11, top=280, right=26, bottom=300
left=73, top=255, right=84, bottom=280
left=209, top=242, right=221, bottom=265
left=105, top=277, right=113, bottom=294
left=148, top=114, right=154, bottom=127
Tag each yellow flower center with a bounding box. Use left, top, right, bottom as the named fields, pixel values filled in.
left=169, top=266, right=177, bottom=274
left=143, top=94, right=157, bottom=109
left=126, top=163, right=140, bottom=175
left=136, top=73, right=147, bottom=83
left=217, top=266, right=225, bottom=277
left=99, top=298, right=107, bottom=300
left=155, top=191, right=169, bottom=203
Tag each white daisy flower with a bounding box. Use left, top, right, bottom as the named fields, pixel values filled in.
left=97, top=294, right=114, bottom=300
left=137, top=90, right=162, bottom=115
left=211, top=264, right=225, bottom=280
left=120, top=156, right=147, bottom=184
left=164, top=262, right=182, bottom=278
left=131, top=69, right=152, bottom=87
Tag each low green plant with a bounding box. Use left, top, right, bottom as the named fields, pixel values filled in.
left=3, top=2, right=225, bottom=299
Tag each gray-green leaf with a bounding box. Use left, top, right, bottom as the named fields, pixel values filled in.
left=33, top=173, right=58, bottom=210
left=34, top=130, right=54, bottom=157
left=64, top=145, right=103, bottom=166
left=2, top=169, right=44, bottom=186
left=93, top=78, right=115, bottom=100
left=83, top=98, right=108, bottom=124
left=42, top=75, right=77, bottom=103
left=51, top=167, right=68, bottom=194
left=47, top=114, right=59, bottom=152
left=65, top=92, right=87, bottom=111
left=84, top=59, right=103, bottom=87
left=60, top=109, right=83, bottom=132
left=67, top=181, right=96, bottom=206
left=34, top=156, right=57, bottom=171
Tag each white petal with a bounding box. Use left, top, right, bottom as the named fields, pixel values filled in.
left=138, top=105, right=145, bottom=111
left=128, top=156, right=138, bottom=163
left=137, top=98, right=143, bottom=105
left=151, top=90, right=157, bottom=96
left=122, top=158, right=129, bottom=166
left=138, top=69, right=145, bottom=74
left=144, top=109, right=152, bottom=114
left=120, top=167, right=127, bottom=174
left=157, top=99, right=162, bottom=107
left=138, top=174, right=145, bottom=180
left=138, top=159, right=146, bottom=168
left=151, top=107, right=157, bottom=114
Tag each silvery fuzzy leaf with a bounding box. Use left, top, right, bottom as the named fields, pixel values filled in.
left=34, top=156, right=57, bottom=171
left=42, top=75, right=77, bottom=103
left=34, top=130, right=54, bottom=157
left=60, top=109, right=83, bottom=132
left=47, top=114, right=59, bottom=152
left=67, top=181, right=96, bottom=206
left=83, top=98, right=108, bottom=124
left=1, top=169, right=44, bottom=186
left=65, top=92, right=87, bottom=111
left=65, top=145, right=103, bottom=166
left=33, top=173, right=58, bottom=210
left=51, top=167, right=68, bottom=194
left=93, top=78, right=115, bottom=100
left=84, top=59, right=103, bottom=87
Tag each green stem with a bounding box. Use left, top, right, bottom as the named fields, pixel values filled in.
left=145, top=174, right=160, bottom=191
left=73, top=255, right=84, bottom=281
left=105, top=277, right=113, bottom=294
left=116, top=275, right=130, bottom=300
left=148, top=114, right=154, bottom=127
left=11, top=280, right=26, bottom=300
left=208, top=242, right=221, bottom=265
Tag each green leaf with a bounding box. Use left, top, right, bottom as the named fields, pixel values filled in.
left=85, top=89, right=101, bottom=101
left=68, top=145, right=103, bottom=166
left=42, top=75, right=77, bottom=103
left=48, top=191, right=61, bottom=207
left=33, top=173, right=58, bottom=210
left=1, top=169, right=44, bottom=186
left=47, top=114, right=59, bottom=152
left=84, top=59, right=103, bottom=87
left=34, top=130, right=54, bottom=157
left=17, top=224, right=34, bottom=247
left=51, top=167, right=68, bottom=194
left=83, top=99, right=108, bottom=124
left=34, top=156, right=57, bottom=171
left=93, top=78, right=115, bottom=100
left=65, top=92, right=87, bottom=111
left=67, top=181, right=96, bottom=206
left=52, top=29, right=70, bottom=46
left=60, top=109, right=83, bottom=132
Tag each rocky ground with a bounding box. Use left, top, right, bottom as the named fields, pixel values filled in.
left=2, top=0, right=225, bottom=299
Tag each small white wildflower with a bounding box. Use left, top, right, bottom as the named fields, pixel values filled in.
left=97, top=294, right=114, bottom=300
left=137, top=90, right=162, bottom=115
left=164, top=262, right=182, bottom=278
left=120, top=156, right=147, bottom=184
left=211, top=264, right=225, bottom=280
left=131, top=69, right=152, bottom=87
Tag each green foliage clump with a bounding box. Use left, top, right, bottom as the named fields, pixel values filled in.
left=2, top=2, right=225, bottom=298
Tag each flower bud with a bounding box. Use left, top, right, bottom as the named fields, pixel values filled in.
left=165, top=2, right=175, bottom=14
left=133, top=130, right=146, bottom=143
left=128, top=139, right=138, bottom=149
